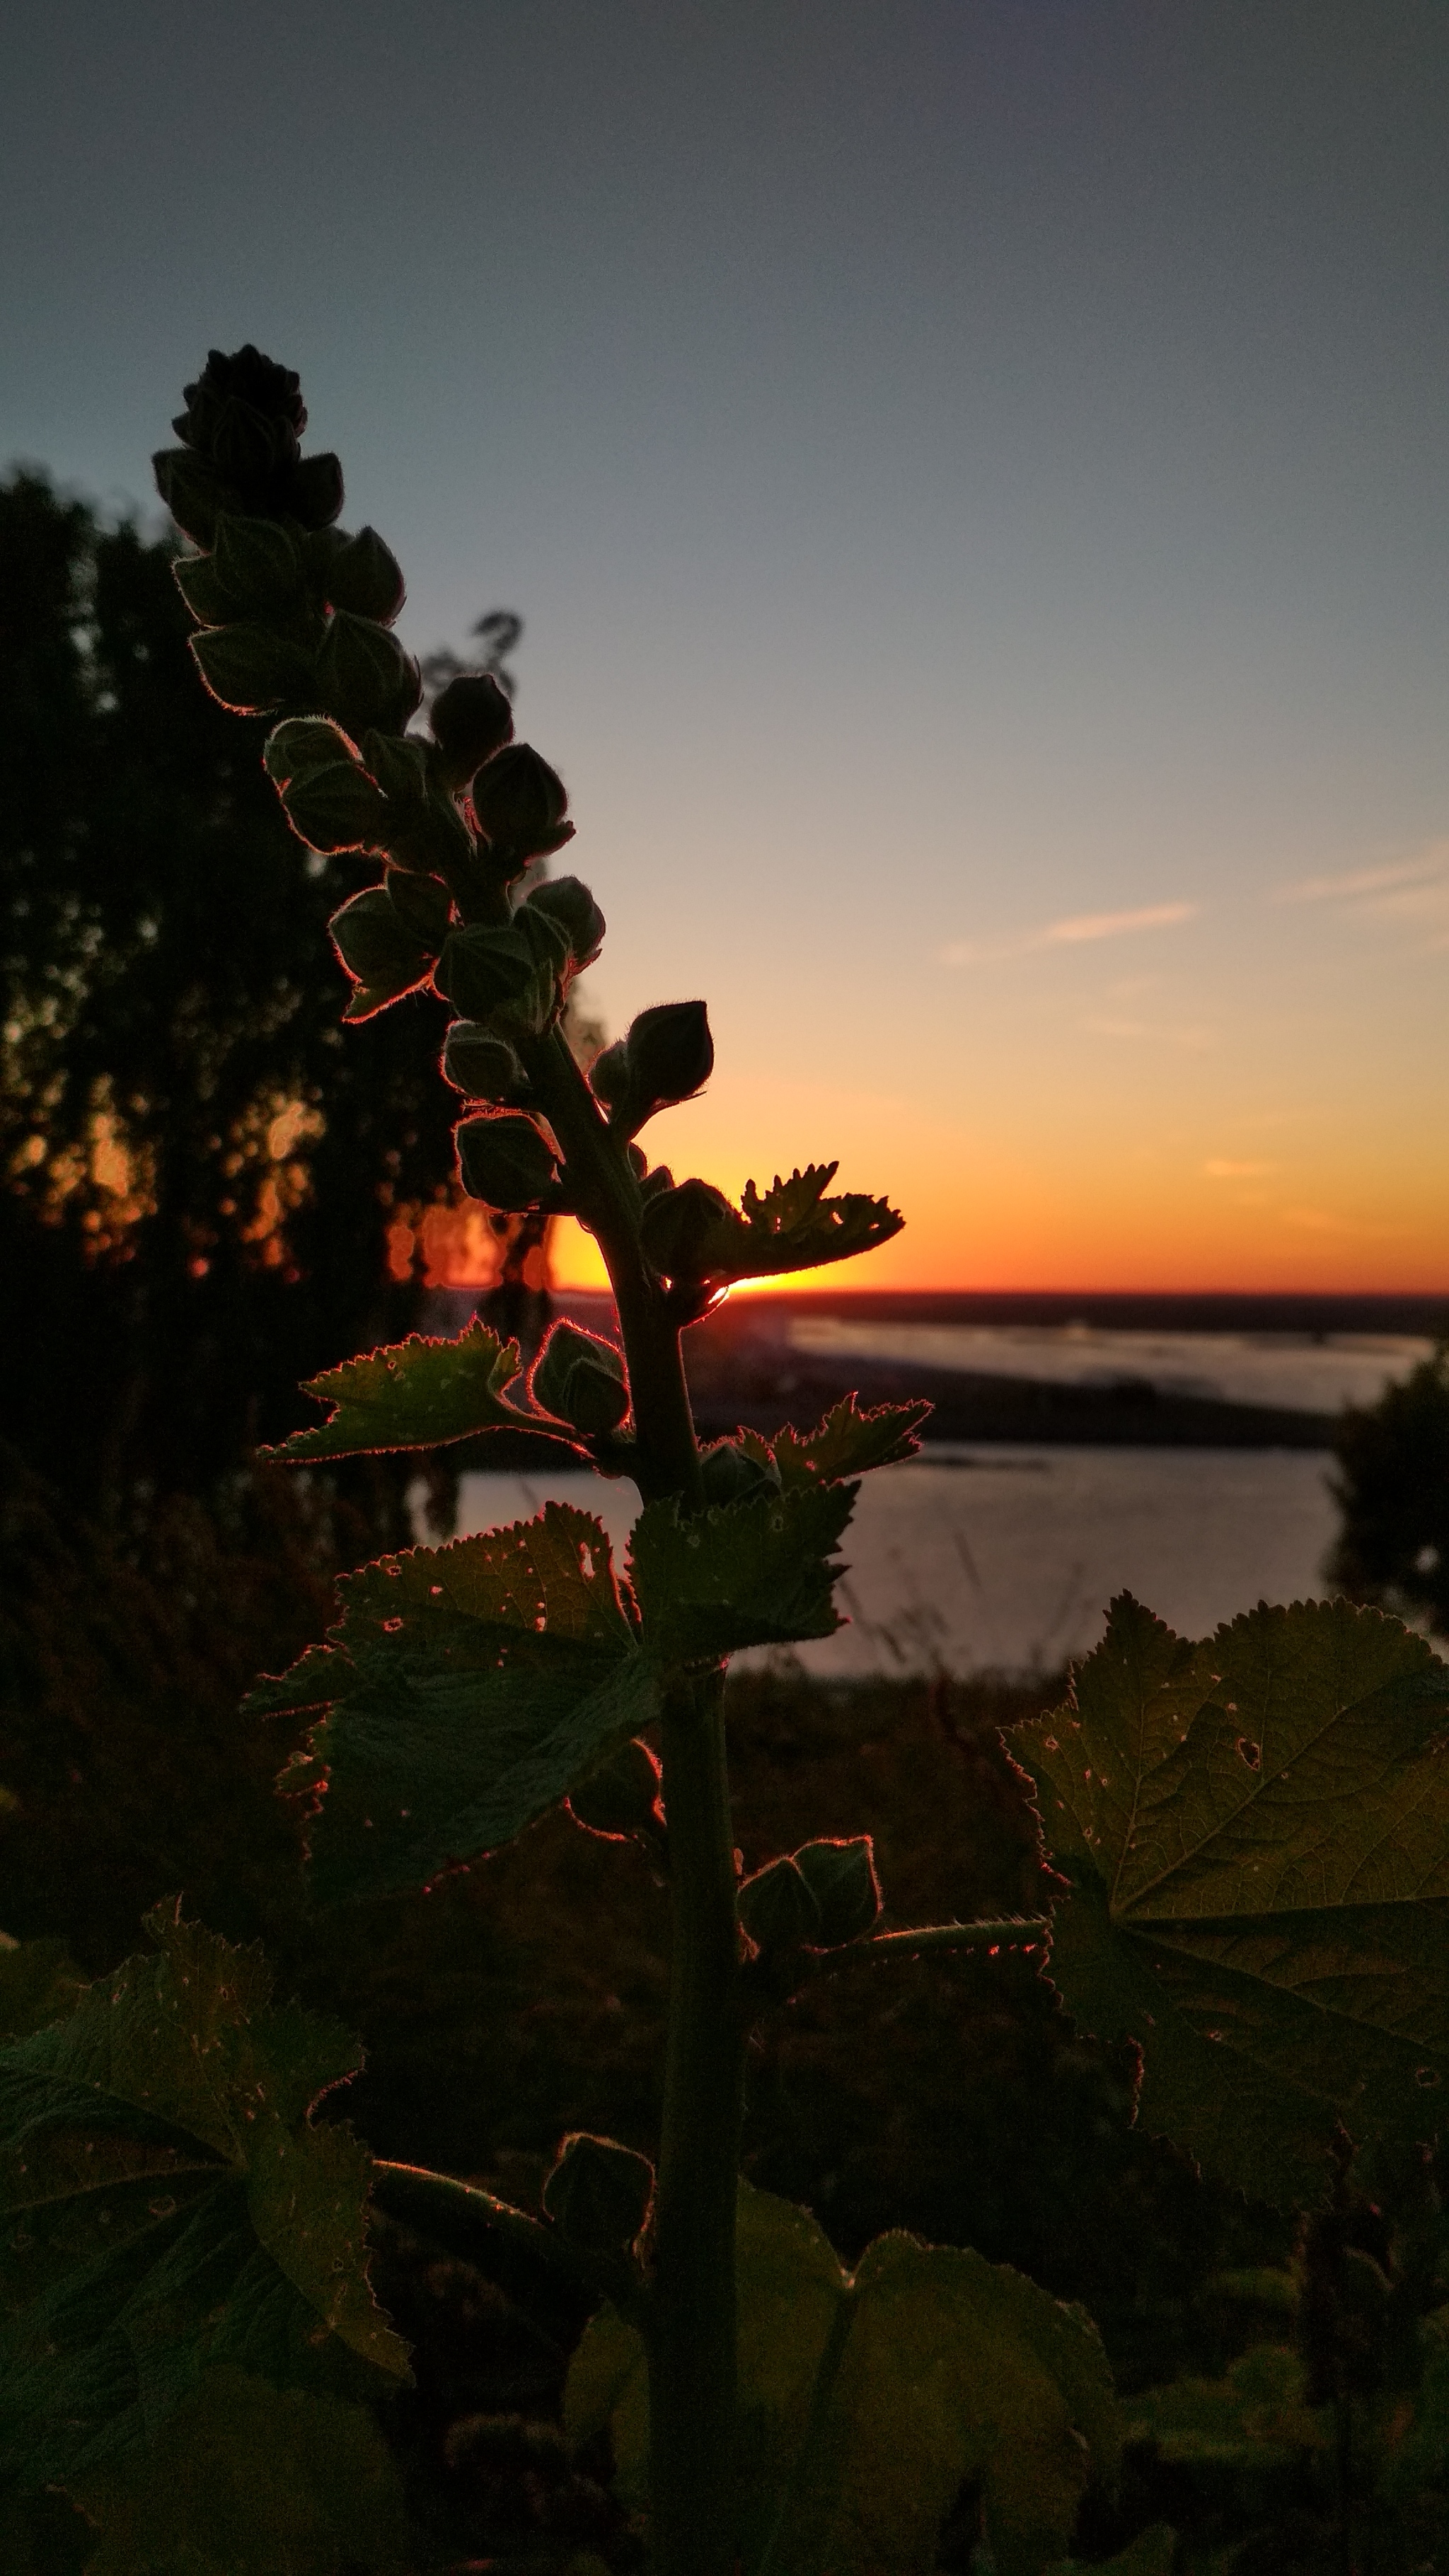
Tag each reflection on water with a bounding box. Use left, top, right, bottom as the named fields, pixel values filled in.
left=787, top=1318, right=1433, bottom=1416
left=452, top=1441, right=1344, bottom=1679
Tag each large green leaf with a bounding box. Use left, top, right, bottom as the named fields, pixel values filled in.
left=628, top=1481, right=857, bottom=1659
left=259, top=1317, right=560, bottom=1462
left=248, top=1505, right=656, bottom=1902
left=565, top=2178, right=1118, bottom=2576
left=1015, top=1593, right=1449, bottom=2205
left=0, top=1907, right=408, bottom=2490
left=72, top=2364, right=410, bottom=2573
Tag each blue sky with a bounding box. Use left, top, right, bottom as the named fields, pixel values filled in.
left=5, top=0, right=1447, bottom=1283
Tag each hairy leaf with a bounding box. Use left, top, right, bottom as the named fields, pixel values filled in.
left=0, top=1909, right=407, bottom=2490
left=565, top=2179, right=1117, bottom=2576
left=679, top=1162, right=904, bottom=1283
left=1016, top=1593, right=1449, bottom=2204
left=260, top=1318, right=558, bottom=1462
left=628, top=1481, right=856, bottom=1658
left=248, top=1506, right=655, bottom=1901
left=72, top=2364, right=410, bottom=2573
left=761, top=1393, right=933, bottom=1488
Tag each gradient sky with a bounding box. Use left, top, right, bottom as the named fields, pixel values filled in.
left=4, top=1, right=1447, bottom=1290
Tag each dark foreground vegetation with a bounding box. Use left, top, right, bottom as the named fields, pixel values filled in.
left=4, top=1455, right=1448, bottom=2573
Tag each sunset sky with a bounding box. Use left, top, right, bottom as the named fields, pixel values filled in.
left=4, top=1, right=1447, bottom=1290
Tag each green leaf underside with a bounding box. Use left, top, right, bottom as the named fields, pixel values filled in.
left=749, top=1394, right=933, bottom=1488
left=565, top=2179, right=1118, bottom=2576
left=248, top=1505, right=655, bottom=1902
left=260, top=1318, right=543, bottom=1462
left=1015, top=1593, right=1449, bottom=2205
left=0, top=1910, right=408, bottom=2490
left=628, top=1480, right=858, bottom=1658
left=71, top=2364, right=410, bottom=2574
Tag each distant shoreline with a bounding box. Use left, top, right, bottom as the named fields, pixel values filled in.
left=696, top=1288, right=1449, bottom=1336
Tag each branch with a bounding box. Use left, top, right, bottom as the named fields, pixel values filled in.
left=809, top=1916, right=1051, bottom=1980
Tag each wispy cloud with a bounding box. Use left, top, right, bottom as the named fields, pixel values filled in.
left=1203, top=1158, right=1277, bottom=1179
left=1276, top=845, right=1449, bottom=944
left=1082, top=1014, right=1215, bottom=1050
left=942, top=901, right=1196, bottom=968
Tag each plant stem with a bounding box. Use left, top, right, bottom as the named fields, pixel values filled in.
left=647, top=1660, right=747, bottom=2576
left=525, top=1024, right=700, bottom=1505
left=529, top=1013, right=744, bottom=2572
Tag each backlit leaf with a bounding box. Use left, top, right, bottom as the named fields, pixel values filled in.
left=248, top=1506, right=656, bottom=1901
left=1015, top=1593, right=1449, bottom=2205
left=260, top=1318, right=557, bottom=1462
left=698, top=1162, right=904, bottom=1283
left=628, top=1481, right=856, bottom=1659
left=565, top=2178, right=1118, bottom=2576
left=763, top=1393, right=933, bottom=1487
left=0, top=1909, right=408, bottom=2492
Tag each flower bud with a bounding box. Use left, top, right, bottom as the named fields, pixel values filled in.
left=323, top=526, right=406, bottom=625
left=281, top=761, right=390, bottom=856
left=189, top=623, right=317, bottom=716
left=700, top=1440, right=780, bottom=1509
left=318, top=611, right=422, bottom=734
left=637, top=1177, right=733, bottom=1282
left=792, top=1838, right=882, bottom=1946
left=212, top=513, right=301, bottom=616
left=622, top=1001, right=713, bottom=1125
left=566, top=1738, right=664, bottom=1844
left=531, top=1321, right=629, bottom=1435
left=282, top=451, right=346, bottom=531
left=328, top=886, right=433, bottom=1011
left=154, top=447, right=228, bottom=548
left=434, top=923, right=536, bottom=1022
left=171, top=550, right=235, bottom=628
left=456, top=1111, right=559, bottom=1210
left=587, top=1040, right=630, bottom=1114
left=429, top=672, right=514, bottom=784
left=542, top=2133, right=654, bottom=2254
left=360, top=730, right=430, bottom=810
left=524, top=875, right=606, bottom=972
left=738, top=1856, right=822, bottom=1955
left=468, top=743, right=574, bottom=879
left=264, top=717, right=361, bottom=789
left=386, top=870, right=451, bottom=947
left=441, top=1024, right=526, bottom=1101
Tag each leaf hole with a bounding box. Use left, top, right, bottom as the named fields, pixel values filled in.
left=1235, top=1737, right=1261, bottom=1770
left=383, top=1617, right=403, bottom=1634
left=1416, top=2067, right=1441, bottom=2089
